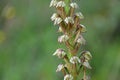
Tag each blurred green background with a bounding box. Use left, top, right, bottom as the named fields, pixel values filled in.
left=0, top=0, right=120, bottom=80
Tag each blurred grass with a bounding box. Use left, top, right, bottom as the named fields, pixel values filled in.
left=0, top=0, right=120, bottom=80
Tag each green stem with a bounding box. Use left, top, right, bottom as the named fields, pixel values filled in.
left=65, top=0, right=71, bottom=15
left=83, top=67, right=86, bottom=80
left=73, top=64, right=78, bottom=80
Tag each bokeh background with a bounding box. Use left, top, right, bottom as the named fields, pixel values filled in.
left=0, top=0, right=120, bottom=80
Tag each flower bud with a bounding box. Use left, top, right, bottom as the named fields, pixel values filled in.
left=56, top=64, right=64, bottom=72
left=64, top=74, right=73, bottom=80
left=58, top=34, right=69, bottom=43
left=58, top=27, right=63, bottom=32
left=64, top=17, right=74, bottom=24
left=54, top=17, right=62, bottom=25
left=50, top=0, right=57, bottom=7
left=53, top=49, right=66, bottom=58
left=51, top=13, right=58, bottom=21
left=56, top=1, right=66, bottom=8
left=70, top=2, right=78, bottom=9
left=82, top=61, right=92, bottom=69
left=80, top=24, right=87, bottom=32
left=70, top=56, right=81, bottom=64
left=76, top=35, right=86, bottom=45
left=75, top=12, right=84, bottom=19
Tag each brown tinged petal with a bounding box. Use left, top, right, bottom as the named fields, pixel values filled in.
left=56, top=7, right=66, bottom=19
left=80, top=51, right=92, bottom=61
left=74, top=30, right=81, bottom=43
left=73, top=16, right=80, bottom=28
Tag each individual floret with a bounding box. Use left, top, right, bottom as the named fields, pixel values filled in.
left=53, top=48, right=66, bottom=58
left=70, top=56, right=81, bottom=64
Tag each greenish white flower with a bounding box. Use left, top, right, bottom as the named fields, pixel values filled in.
left=54, top=17, right=62, bottom=25
left=70, top=56, right=81, bottom=64
left=83, top=51, right=92, bottom=61
left=56, top=64, right=64, bottom=72
left=51, top=13, right=58, bottom=21
left=75, top=12, right=84, bottom=19
left=70, top=2, right=78, bottom=8
left=64, top=74, right=73, bottom=80
left=58, top=34, right=69, bottom=43
left=50, top=0, right=57, bottom=7
left=56, top=1, right=66, bottom=8
left=76, top=35, right=86, bottom=45
left=64, top=17, right=74, bottom=24
left=53, top=49, right=66, bottom=58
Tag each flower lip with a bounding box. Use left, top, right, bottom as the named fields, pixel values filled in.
left=70, top=2, right=78, bottom=9
left=51, top=13, right=58, bottom=21
left=70, top=56, right=81, bottom=64
left=56, top=1, right=66, bottom=8
left=56, top=64, right=64, bottom=72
